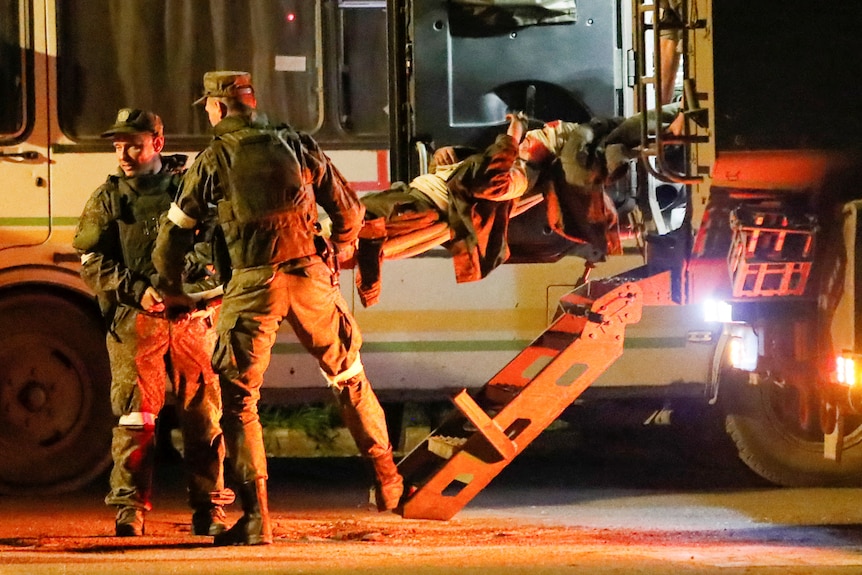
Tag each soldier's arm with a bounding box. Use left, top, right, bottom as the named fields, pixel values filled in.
left=299, top=132, right=364, bottom=248
left=72, top=184, right=150, bottom=306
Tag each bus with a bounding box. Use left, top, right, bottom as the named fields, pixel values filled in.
left=1, top=0, right=636, bottom=494
left=7, top=0, right=862, bottom=498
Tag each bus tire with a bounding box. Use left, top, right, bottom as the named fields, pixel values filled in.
left=0, top=291, right=113, bottom=495
left=722, top=369, right=862, bottom=487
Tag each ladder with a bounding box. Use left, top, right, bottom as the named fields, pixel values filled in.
left=396, top=279, right=643, bottom=520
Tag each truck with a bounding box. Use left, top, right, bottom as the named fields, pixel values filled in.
left=1, top=0, right=861, bottom=495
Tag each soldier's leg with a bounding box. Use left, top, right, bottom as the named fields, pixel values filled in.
left=104, top=309, right=168, bottom=536
left=286, top=261, right=403, bottom=511
left=332, top=370, right=403, bottom=511
left=211, top=268, right=286, bottom=545
left=169, top=307, right=232, bottom=536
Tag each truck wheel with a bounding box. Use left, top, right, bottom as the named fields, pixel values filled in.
left=0, top=291, right=113, bottom=494
left=722, top=370, right=862, bottom=486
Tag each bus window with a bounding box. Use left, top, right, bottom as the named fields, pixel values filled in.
left=336, top=1, right=388, bottom=136
left=56, top=0, right=322, bottom=141
left=0, top=0, right=26, bottom=140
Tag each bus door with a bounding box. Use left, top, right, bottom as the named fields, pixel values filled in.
left=1, top=0, right=51, bottom=248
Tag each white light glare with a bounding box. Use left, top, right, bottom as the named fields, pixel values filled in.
left=836, top=355, right=857, bottom=387
left=704, top=299, right=733, bottom=323
left=727, top=330, right=758, bottom=371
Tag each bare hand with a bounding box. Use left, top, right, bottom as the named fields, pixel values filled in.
left=506, top=112, right=528, bottom=144
left=667, top=111, right=685, bottom=136
left=432, top=146, right=459, bottom=168
left=141, top=286, right=165, bottom=313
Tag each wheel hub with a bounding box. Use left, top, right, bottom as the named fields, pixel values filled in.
left=19, top=380, right=49, bottom=413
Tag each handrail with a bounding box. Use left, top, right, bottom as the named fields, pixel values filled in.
left=635, top=0, right=703, bottom=184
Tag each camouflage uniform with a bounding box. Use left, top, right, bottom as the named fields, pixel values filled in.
left=73, top=145, right=229, bottom=535
left=154, top=71, right=403, bottom=545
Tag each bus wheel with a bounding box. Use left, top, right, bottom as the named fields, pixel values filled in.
left=0, top=291, right=113, bottom=494
left=722, top=369, right=862, bottom=486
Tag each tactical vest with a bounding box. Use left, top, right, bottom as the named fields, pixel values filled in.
left=111, top=173, right=175, bottom=277
left=213, top=126, right=319, bottom=269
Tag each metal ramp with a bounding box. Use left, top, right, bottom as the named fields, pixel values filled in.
left=396, top=280, right=643, bottom=520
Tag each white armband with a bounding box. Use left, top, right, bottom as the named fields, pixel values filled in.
left=167, top=203, right=197, bottom=229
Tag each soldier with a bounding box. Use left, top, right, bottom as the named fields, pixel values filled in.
left=153, top=71, right=403, bottom=546
left=73, top=109, right=231, bottom=537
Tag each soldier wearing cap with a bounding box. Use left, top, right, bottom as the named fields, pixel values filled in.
left=73, top=108, right=232, bottom=538
left=154, top=71, right=404, bottom=546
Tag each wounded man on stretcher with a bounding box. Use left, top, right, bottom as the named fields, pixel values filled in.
left=349, top=112, right=633, bottom=307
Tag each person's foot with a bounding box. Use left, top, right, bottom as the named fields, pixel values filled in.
left=115, top=507, right=145, bottom=537
left=192, top=505, right=227, bottom=536
left=373, top=472, right=404, bottom=512
left=213, top=515, right=272, bottom=546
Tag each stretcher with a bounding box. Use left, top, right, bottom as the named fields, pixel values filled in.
left=378, top=192, right=545, bottom=260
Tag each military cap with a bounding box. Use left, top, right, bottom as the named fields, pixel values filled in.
left=193, top=70, right=255, bottom=105
left=101, top=108, right=164, bottom=138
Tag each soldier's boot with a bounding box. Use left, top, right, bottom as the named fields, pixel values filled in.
left=335, top=372, right=404, bottom=511
left=213, top=479, right=272, bottom=546
left=115, top=506, right=145, bottom=537
left=192, top=505, right=228, bottom=536
left=371, top=447, right=404, bottom=511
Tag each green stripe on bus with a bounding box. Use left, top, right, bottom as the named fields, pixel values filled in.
left=0, top=217, right=79, bottom=226
left=273, top=340, right=531, bottom=354
left=623, top=337, right=688, bottom=349
left=272, top=337, right=688, bottom=355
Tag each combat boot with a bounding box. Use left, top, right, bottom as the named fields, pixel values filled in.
left=371, top=447, right=404, bottom=511
left=192, top=505, right=227, bottom=536
left=115, top=506, right=145, bottom=537
left=213, top=479, right=272, bottom=546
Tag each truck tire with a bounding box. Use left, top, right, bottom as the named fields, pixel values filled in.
left=0, top=291, right=113, bottom=494
left=722, top=370, right=862, bottom=487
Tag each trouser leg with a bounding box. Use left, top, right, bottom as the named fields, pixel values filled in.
left=211, top=276, right=282, bottom=543
left=169, top=311, right=232, bottom=524
left=105, top=423, right=156, bottom=510
left=105, top=422, right=156, bottom=535
left=335, top=372, right=403, bottom=511
left=177, top=371, right=232, bottom=535
left=104, top=308, right=167, bottom=535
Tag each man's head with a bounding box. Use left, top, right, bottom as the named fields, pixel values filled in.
left=193, top=70, right=257, bottom=126
left=101, top=108, right=164, bottom=177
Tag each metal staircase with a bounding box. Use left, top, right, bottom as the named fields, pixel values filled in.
left=396, top=279, right=643, bottom=520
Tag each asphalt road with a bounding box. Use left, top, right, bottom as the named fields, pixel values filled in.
left=3, top=426, right=862, bottom=574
